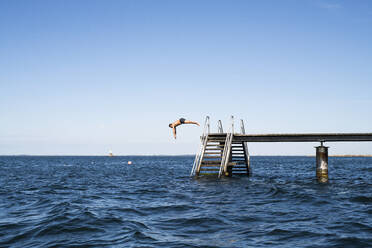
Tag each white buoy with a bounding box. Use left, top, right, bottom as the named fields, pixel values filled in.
left=128, top=161, right=132, bottom=165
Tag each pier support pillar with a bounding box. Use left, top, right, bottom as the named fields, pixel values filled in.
left=316, top=144, right=329, bottom=182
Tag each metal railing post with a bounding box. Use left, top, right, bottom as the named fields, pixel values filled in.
left=240, top=119, right=245, bottom=134
left=218, top=120, right=223, bottom=133
left=231, top=115, right=234, bottom=134
left=191, top=116, right=210, bottom=176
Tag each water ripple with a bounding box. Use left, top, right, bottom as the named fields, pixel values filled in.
left=0, top=156, right=371, bottom=247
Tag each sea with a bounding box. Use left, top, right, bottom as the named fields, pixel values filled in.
left=0, top=155, right=371, bottom=248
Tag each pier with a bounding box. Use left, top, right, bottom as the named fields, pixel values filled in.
left=191, top=116, right=372, bottom=182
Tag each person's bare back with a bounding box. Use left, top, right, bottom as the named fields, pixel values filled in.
left=168, top=118, right=200, bottom=139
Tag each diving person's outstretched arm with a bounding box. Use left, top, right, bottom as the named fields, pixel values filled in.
left=173, top=127, right=177, bottom=139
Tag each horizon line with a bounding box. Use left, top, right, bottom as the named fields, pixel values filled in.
left=1, top=154, right=372, bottom=157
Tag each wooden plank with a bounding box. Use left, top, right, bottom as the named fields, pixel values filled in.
left=200, top=168, right=220, bottom=171
left=230, top=161, right=247, bottom=165
left=204, top=152, right=223, bottom=154
left=202, top=160, right=222, bottom=164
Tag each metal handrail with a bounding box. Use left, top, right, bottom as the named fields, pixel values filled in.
left=219, top=132, right=233, bottom=178
left=240, top=119, right=245, bottom=134
left=231, top=115, right=234, bottom=134
left=243, top=141, right=250, bottom=173
left=191, top=116, right=210, bottom=176
left=191, top=140, right=203, bottom=176
left=199, top=115, right=210, bottom=135
left=240, top=119, right=250, bottom=173
left=217, top=120, right=223, bottom=133
left=194, top=134, right=209, bottom=176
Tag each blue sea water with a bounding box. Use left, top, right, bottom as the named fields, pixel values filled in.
left=0, top=155, right=371, bottom=248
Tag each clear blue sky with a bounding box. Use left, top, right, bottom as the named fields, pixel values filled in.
left=1, top=0, right=372, bottom=155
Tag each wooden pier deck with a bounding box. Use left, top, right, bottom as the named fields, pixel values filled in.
left=208, top=133, right=372, bottom=142
left=191, top=116, right=372, bottom=181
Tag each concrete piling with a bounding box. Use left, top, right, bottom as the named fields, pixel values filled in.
left=316, top=143, right=329, bottom=182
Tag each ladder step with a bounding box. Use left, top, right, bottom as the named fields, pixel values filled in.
left=227, top=162, right=246, bottom=166
left=205, top=148, right=224, bottom=150
left=231, top=162, right=247, bottom=165
left=200, top=164, right=221, bottom=167
left=203, top=156, right=222, bottom=159
left=201, top=160, right=221, bottom=164
left=198, top=173, right=219, bottom=176
left=203, top=152, right=222, bottom=154
left=200, top=168, right=220, bottom=171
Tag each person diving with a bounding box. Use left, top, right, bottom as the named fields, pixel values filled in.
left=168, top=118, right=200, bottom=139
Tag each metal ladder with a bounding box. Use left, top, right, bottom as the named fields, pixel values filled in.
left=230, top=119, right=250, bottom=175
left=190, top=116, right=210, bottom=176
left=191, top=116, right=250, bottom=177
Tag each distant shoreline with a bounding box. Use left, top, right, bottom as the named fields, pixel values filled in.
left=329, top=155, right=372, bottom=157
left=1, top=154, right=372, bottom=157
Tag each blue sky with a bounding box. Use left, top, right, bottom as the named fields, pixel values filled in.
left=1, top=0, right=372, bottom=155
